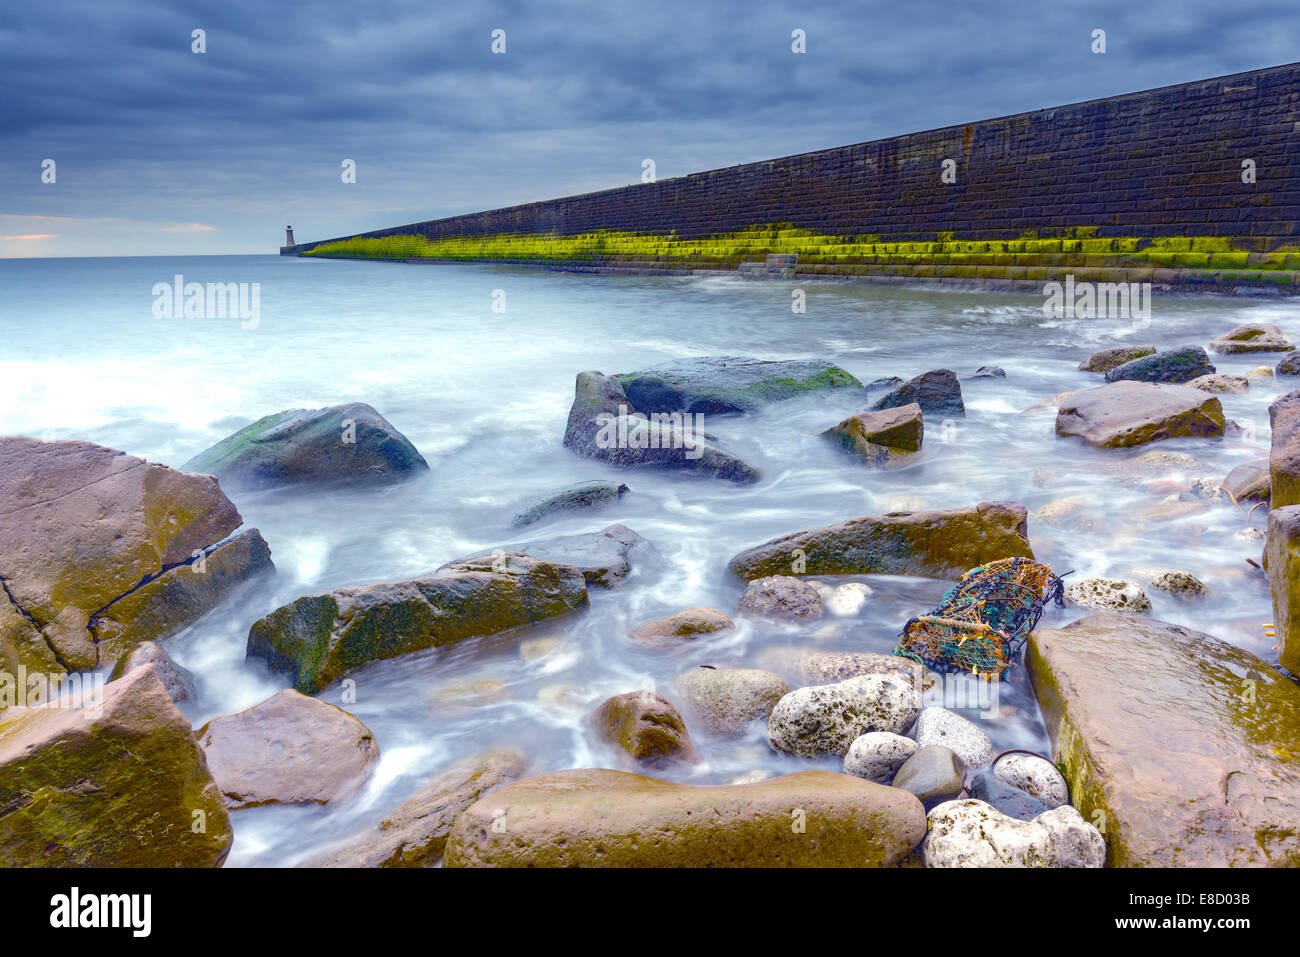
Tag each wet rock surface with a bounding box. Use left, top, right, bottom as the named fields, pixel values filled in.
left=197, top=689, right=380, bottom=809
left=870, top=369, right=965, bottom=417
left=443, top=768, right=926, bottom=867
left=1055, top=381, right=1225, bottom=448
left=184, top=402, right=428, bottom=490
left=302, top=749, right=526, bottom=867
left=511, top=481, right=629, bottom=528
left=617, top=356, right=863, bottom=414
left=246, top=553, right=589, bottom=694
left=1029, top=613, right=1300, bottom=865
left=562, top=370, right=759, bottom=482
left=0, top=665, right=232, bottom=866
left=0, top=437, right=268, bottom=682
left=727, top=502, right=1032, bottom=581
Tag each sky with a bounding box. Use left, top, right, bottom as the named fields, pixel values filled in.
left=1, top=0, right=1297, bottom=258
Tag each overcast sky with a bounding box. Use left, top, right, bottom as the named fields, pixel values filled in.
left=1, top=0, right=1296, bottom=257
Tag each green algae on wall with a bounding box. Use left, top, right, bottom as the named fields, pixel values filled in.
left=300, top=225, right=1300, bottom=273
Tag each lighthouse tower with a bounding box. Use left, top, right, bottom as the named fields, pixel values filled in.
left=280, top=225, right=299, bottom=256
left=285, top=225, right=296, bottom=246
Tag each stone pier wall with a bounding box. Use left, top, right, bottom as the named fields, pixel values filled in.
left=290, top=62, right=1300, bottom=292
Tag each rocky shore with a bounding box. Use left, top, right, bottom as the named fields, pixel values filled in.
left=4, top=331, right=1300, bottom=869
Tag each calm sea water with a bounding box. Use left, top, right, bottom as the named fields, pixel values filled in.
left=0, top=254, right=1291, bottom=865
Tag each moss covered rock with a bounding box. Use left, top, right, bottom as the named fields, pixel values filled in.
left=1078, top=344, right=1156, bottom=373
left=628, top=607, right=734, bottom=644
left=1055, top=381, right=1224, bottom=448
left=443, top=768, right=926, bottom=867
left=617, top=356, right=862, bottom=415
left=246, top=554, right=589, bottom=694
left=726, top=502, right=1031, bottom=581
left=562, top=371, right=759, bottom=482
left=0, top=665, right=232, bottom=866
left=1209, top=323, right=1293, bottom=354
left=0, top=437, right=264, bottom=688
left=444, top=523, right=650, bottom=589
left=183, top=402, right=428, bottom=490
left=591, top=690, right=700, bottom=767
left=1028, top=614, right=1300, bottom=865
left=1103, top=345, right=1215, bottom=384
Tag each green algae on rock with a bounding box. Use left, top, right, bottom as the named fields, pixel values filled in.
left=726, top=502, right=1032, bottom=581
left=0, top=437, right=266, bottom=687
left=0, top=665, right=232, bottom=867
left=246, top=553, right=589, bottom=694
left=616, top=356, right=863, bottom=415
left=183, top=402, right=428, bottom=491
left=1028, top=613, right=1300, bottom=866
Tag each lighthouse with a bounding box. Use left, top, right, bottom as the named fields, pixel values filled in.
left=285, top=225, right=295, bottom=246
left=280, top=225, right=299, bottom=256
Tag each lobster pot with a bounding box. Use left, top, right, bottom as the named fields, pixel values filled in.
left=892, top=557, right=1064, bottom=681
left=895, top=615, right=1013, bottom=680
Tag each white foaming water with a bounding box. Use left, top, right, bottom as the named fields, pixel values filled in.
left=1, top=254, right=1293, bottom=865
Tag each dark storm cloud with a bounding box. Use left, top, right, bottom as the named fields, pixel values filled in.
left=1, top=0, right=1297, bottom=255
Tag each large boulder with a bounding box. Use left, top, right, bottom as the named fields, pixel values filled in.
left=301, top=749, right=526, bottom=867
left=766, top=673, right=920, bottom=757
left=1269, top=390, right=1300, bottom=509
left=870, top=369, right=965, bottom=417
left=183, top=402, right=428, bottom=490
left=246, top=554, right=589, bottom=694
left=1078, top=344, right=1156, bottom=372
left=562, top=371, right=758, bottom=482
left=443, top=524, right=650, bottom=589
left=591, top=691, right=700, bottom=767
left=822, top=403, right=923, bottom=467
left=1055, top=381, right=1225, bottom=448
left=196, top=689, right=379, bottom=808
left=511, top=481, right=628, bottom=528
left=676, top=667, right=792, bottom=737
left=0, top=437, right=271, bottom=682
left=0, top=665, right=232, bottom=866
left=1028, top=613, right=1300, bottom=865
left=726, top=502, right=1031, bottom=581
left=443, top=768, right=926, bottom=867
left=924, top=800, right=1105, bottom=868
left=616, top=356, right=862, bottom=415
left=1103, top=345, right=1215, bottom=384
left=1265, top=506, right=1300, bottom=674
left=1210, top=323, right=1293, bottom=354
